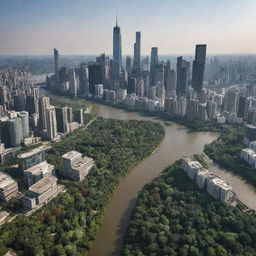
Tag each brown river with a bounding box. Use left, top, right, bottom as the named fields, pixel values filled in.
left=41, top=89, right=256, bottom=256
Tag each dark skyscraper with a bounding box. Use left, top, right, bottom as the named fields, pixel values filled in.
left=192, top=44, right=207, bottom=93
left=133, top=31, right=141, bottom=77
left=54, top=48, right=60, bottom=91
left=113, top=17, right=122, bottom=87
left=176, top=56, right=189, bottom=96
left=88, top=64, right=103, bottom=95
left=126, top=56, right=132, bottom=75
left=150, top=47, right=158, bottom=86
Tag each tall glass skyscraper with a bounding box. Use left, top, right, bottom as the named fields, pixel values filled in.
left=113, top=17, right=122, bottom=86
left=192, top=44, right=207, bottom=93
left=133, top=31, right=141, bottom=77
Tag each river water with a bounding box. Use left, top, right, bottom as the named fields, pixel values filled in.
left=40, top=89, right=256, bottom=256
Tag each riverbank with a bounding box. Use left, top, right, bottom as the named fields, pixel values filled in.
left=0, top=117, right=165, bottom=255
left=123, top=161, right=256, bottom=256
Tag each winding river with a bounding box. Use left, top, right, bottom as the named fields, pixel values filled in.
left=40, top=89, right=256, bottom=256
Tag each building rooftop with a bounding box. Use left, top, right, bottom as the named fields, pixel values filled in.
left=62, top=151, right=81, bottom=161
left=0, top=172, right=17, bottom=190
left=17, top=146, right=45, bottom=159
left=72, top=157, right=94, bottom=172
left=29, top=176, right=57, bottom=195
left=24, top=161, right=54, bottom=175
left=211, top=176, right=232, bottom=191
left=197, top=168, right=210, bottom=176
left=0, top=211, right=9, bottom=221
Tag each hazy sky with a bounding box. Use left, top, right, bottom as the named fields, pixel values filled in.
left=1, top=0, right=256, bottom=55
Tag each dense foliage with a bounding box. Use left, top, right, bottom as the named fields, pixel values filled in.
left=123, top=162, right=256, bottom=256
left=204, top=125, right=256, bottom=186
left=0, top=118, right=165, bottom=256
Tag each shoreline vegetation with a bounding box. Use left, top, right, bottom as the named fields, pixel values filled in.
left=123, top=162, right=256, bottom=256
left=47, top=92, right=255, bottom=190
left=0, top=114, right=165, bottom=255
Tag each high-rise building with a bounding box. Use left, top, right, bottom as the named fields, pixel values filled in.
left=79, top=64, right=89, bottom=96
left=18, top=111, right=30, bottom=138
left=46, top=106, right=57, bottom=140
left=166, top=69, right=176, bottom=97
left=69, top=68, right=78, bottom=97
left=39, top=96, right=50, bottom=131
left=88, top=64, right=104, bottom=95
left=133, top=32, right=141, bottom=77
left=73, top=109, right=83, bottom=125
left=150, top=47, right=158, bottom=86
left=192, top=44, right=207, bottom=93
left=113, top=17, right=122, bottom=87
left=13, top=94, right=26, bottom=111
left=26, top=95, right=39, bottom=115
left=54, top=48, right=60, bottom=91
left=56, top=107, right=69, bottom=134
left=7, top=118, right=23, bottom=147
left=176, top=57, right=189, bottom=96
left=126, top=56, right=132, bottom=75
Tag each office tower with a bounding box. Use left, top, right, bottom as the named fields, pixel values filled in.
left=46, top=106, right=57, bottom=140
left=67, top=107, right=73, bottom=122
left=13, top=94, right=26, bottom=111
left=237, top=96, right=247, bottom=118
left=156, top=84, right=165, bottom=98
left=94, top=84, right=104, bottom=98
left=59, top=67, right=68, bottom=84
left=56, top=107, right=69, bottom=134
left=225, top=90, right=239, bottom=113
left=26, top=95, right=39, bottom=115
left=79, top=64, right=89, bottom=96
left=7, top=118, right=23, bottom=147
left=88, top=64, right=104, bottom=95
left=96, top=53, right=110, bottom=89
left=18, top=111, right=30, bottom=138
left=197, top=104, right=208, bottom=121
left=141, top=56, right=150, bottom=71
left=192, top=44, right=207, bottom=93
left=69, top=68, right=77, bottom=97
left=39, top=96, right=50, bottom=131
left=73, top=109, right=83, bottom=125
left=54, top=48, right=60, bottom=91
left=142, top=70, right=150, bottom=96
left=186, top=99, right=199, bottom=121
left=127, top=77, right=136, bottom=94
left=155, top=63, right=164, bottom=86
left=126, top=56, right=132, bottom=75
left=0, top=120, right=11, bottom=148
left=0, top=86, right=8, bottom=106
left=150, top=47, right=158, bottom=86
left=136, top=78, right=144, bottom=97
left=133, top=32, right=141, bottom=77
left=166, top=69, right=176, bottom=97
left=113, top=17, right=122, bottom=87
left=176, top=56, right=189, bottom=96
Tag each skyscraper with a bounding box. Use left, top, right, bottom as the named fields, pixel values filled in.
left=56, top=107, right=69, bottom=134
left=176, top=56, right=189, bottom=96
left=192, top=44, right=207, bottom=93
left=46, top=106, right=57, bottom=140
left=113, top=17, right=122, bottom=88
left=39, top=96, right=50, bottom=131
left=54, top=48, right=60, bottom=91
left=126, top=56, right=132, bottom=75
left=150, top=47, right=158, bottom=86
left=69, top=68, right=78, bottom=97
left=133, top=32, right=141, bottom=77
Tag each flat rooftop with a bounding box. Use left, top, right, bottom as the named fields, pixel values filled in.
left=62, top=151, right=81, bottom=160
left=18, top=146, right=45, bottom=159
left=24, top=161, right=54, bottom=175
left=0, top=172, right=16, bottom=190
left=29, top=176, right=57, bottom=195
left=72, top=157, right=94, bottom=172
left=211, top=176, right=232, bottom=191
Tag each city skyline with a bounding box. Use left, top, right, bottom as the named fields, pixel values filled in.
left=1, top=0, right=256, bottom=55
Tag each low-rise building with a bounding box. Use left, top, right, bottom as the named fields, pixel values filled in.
left=62, top=151, right=94, bottom=181
left=0, top=172, right=19, bottom=201
left=22, top=175, right=58, bottom=211
left=17, top=146, right=46, bottom=172
left=24, top=161, right=55, bottom=187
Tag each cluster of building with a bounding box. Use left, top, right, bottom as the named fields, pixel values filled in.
left=182, top=157, right=237, bottom=205
left=46, top=21, right=256, bottom=126
left=0, top=145, right=95, bottom=214
left=0, top=68, right=85, bottom=162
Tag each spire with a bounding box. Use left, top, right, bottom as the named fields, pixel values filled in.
left=116, top=14, right=118, bottom=27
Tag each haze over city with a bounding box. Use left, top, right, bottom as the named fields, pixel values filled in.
left=1, top=0, right=256, bottom=55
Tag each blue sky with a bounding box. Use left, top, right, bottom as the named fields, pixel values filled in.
left=0, top=0, right=256, bottom=55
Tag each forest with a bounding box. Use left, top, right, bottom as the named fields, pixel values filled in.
left=123, top=161, right=256, bottom=256
left=0, top=117, right=165, bottom=256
